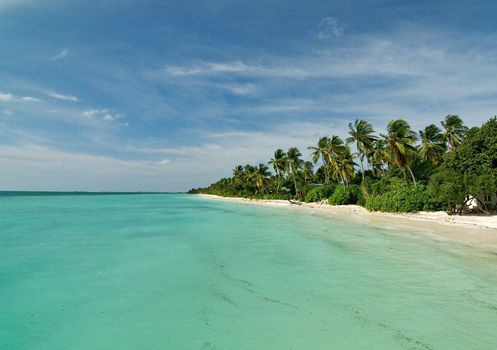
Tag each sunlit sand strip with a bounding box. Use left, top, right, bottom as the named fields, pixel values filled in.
left=197, top=194, right=497, bottom=248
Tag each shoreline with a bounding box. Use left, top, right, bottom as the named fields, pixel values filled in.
left=197, top=194, right=497, bottom=248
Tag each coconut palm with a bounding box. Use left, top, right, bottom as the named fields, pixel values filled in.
left=286, top=147, right=304, bottom=197
left=419, top=124, right=446, bottom=166
left=232, top=165, right=243, bottom=178
left=232, top=165, right=244, bottom=190
left=308, top=137, right=331, bottom=183
left=254, top=163, right=271, bottom=194
left=302, top=161, right=315, bottom=183
left=336, top=148, right=357, bottom=185
left=346, top=119, right=377, bottom=179
left=268, top=149, right=287, bottom=193
left=324, top=135, right=347, bottom=183
left=241, top=164, right=256, bottom=192
left=381, top=119, right=418, bottom=184
left=370, top=139, right=387, bottom=177
left=441, top=114, right=467, bottom=150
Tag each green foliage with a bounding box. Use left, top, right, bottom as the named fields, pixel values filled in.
left=445, top=117, right=497, bottom=187
left=304, top=184, right=337, bottom=203
left=329, top=185, right=360, bottom=205
left=430, top=117, right=497, bottom=212
left=365, top=179, right=441, bottom=212
left=189, top=115, right=497, bottom=214
left=262, top=193, right=293, bottom=200
left=427, top=169, right=465, bottom=212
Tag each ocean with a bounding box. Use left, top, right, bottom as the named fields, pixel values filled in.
left=1, top=193, right=496, bottom=349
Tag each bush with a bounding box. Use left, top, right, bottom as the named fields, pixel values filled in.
left=365, top=179, right=433, bottom=212
left=262, top=193, right=292, bottom=200
left=329, top=185, right=360, bottom=205
left=305, top=184, right=337, bottom=203
left=427, top=169, right=466, bottom=212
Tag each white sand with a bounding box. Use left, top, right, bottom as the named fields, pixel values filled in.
left=197, top=194, right=497, bottom=247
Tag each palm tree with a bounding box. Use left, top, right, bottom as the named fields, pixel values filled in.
left=302, top=161, right=315, bottom=183
left=308, top=137, right=331, bottom=183
left=325, top=135, right=346, bottom=183
left=233, top=165, right=244, bottom=178
left=286, top=147, right=304, bottom=197
left=242, top=164, right=256, bottom=192
left=419, top=124, right=446, bottom=166
left=381, top=119, right=418, bottom=184
left=232, top=165, right=244, bottom=191
left=346, top=119, right=377, bottom=179
left=268, top=149, right=287, bottom=193
left=370, top=139, right=387, bottom=177
left=254, top=163, right=271, bottom=194
left=336, top=148, right=357, bottom=185
left=441, top=114, right=467, bottom=150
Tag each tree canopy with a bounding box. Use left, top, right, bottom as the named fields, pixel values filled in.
left=190, top=116, right=497, bottom=214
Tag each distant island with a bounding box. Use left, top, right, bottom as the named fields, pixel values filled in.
left=190, top=115, right=497, bottom=214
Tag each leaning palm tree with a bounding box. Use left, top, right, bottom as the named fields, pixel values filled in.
left=268, top=149, right=287, bottom=193
left=441, top=114, right=467, bottom=150
left=346, top=119, right=377, bottom=179
left=232, top=165, right=244, bottom=191
left=242, top=164, right=256, bottom=192
left=419, top=124, right=446, bottom=166
left=370, top=139, right=387, bottom=177
left=254, top=163, right=271, bottom=194
left=232, top=165, right=244, bottom=178
left=336, top=148, right=357, bottom=185
left=325, top=135, right=347, bottom=183
left=302, top=161, right=315, bottom=184
left=381, top=119, right=418, bottom=184
left=308, top=137, right=331, bottom=183
left=286, top=147, right=304, bottom=197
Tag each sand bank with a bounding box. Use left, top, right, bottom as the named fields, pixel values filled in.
left=197, top=194, right=497, bottom=247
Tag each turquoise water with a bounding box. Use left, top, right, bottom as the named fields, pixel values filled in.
left=1, top=194, right=496, bottom=350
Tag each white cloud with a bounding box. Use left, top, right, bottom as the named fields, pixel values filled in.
left=224, top=83, right=257, bottom=96
left=0, top=92, right=40, bottom=103
left=19, top=96, right=40, bottom=102
left=151, top=31, right=497, bottom=128
left=83, top=109, right=108, bottom=117
left=48, top=92, right=79, bottom=102
left=82, top=108, right=124, bottom=124
left=164, top=61, right=258, bottom=76
left=0, top=143, right=190, bottom=191
left=50, top=49, right=70, bottom=61
left=316, top=16, right=344, bottom=39
left=0, top=92, right=14, bottom=102
left=3, top=109, right=13, bottom=115
left=156, top=159, right=171, bottom=165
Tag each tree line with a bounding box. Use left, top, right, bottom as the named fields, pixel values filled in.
left=189, top=115, right=497, bottom=213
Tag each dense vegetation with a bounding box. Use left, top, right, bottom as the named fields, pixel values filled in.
left=189, top=116, right=497, bottom=213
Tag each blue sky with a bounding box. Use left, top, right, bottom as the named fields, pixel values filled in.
left=1, top=0, right=496, bottom=191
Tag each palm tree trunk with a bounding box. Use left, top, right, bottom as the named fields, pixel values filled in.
left=292, top=169, right=298, bottom=198
left=406, top=165, right=416, bottom=186
left=337, top=168, right=346, bottom=186
left=321, top=155, right=329, bottom=184
left=276, top=169, right=281, bottom=193
left=359, top=155, right=365, bottom=180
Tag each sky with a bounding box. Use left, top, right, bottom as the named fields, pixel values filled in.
left=1, top=0, right=497, bottom=191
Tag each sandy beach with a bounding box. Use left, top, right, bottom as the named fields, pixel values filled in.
left=198, top=194, right=497, bottom=247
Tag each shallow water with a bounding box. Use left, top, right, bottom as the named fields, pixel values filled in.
left=1, top=194, right=496, bottom=350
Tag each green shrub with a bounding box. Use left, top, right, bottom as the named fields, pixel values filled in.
left=328, top=185, right=360, bottom=205
left=305, top=184, right=337, bottom=203
left=262, top=193, right=292, bottom=200
left=365, top=180, right=433, bottom=212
